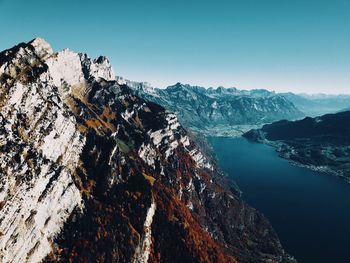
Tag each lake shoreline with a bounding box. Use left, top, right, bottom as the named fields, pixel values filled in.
left=262, top=139, right=350, bottom=185
left=209, top=136, right=350, bottom=263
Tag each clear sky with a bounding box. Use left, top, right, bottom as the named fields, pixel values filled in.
left=1, top=0, right=350, bottom=93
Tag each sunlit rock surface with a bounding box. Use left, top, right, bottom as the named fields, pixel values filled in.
left=0, top=39, right=296, bottom=263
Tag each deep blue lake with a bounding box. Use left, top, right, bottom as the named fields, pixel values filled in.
left=208, top=137, right=350, bottom=263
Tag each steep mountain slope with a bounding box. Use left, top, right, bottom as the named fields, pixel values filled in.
left=0, top=39, right=296, bottom=263
left=124, top=80, right=303, bottom=136
left=244, top=111, right=350, bottom=182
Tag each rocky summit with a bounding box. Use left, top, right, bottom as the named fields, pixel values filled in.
left=0, top=38, right=295, bottom=263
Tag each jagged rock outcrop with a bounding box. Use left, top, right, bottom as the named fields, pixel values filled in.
left=0, top=38, right=296, bottom=263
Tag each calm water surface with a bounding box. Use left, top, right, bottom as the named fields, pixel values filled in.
left=208, top=137, right=350, bottom=263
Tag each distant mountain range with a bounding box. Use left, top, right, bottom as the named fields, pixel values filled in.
left=121, top=80, right=304, bottom=136
left=280, top=92, right=350, bottom=117
left=119, top=78, right=350, bottom=136
left=244, top=111, right=350, bottom=182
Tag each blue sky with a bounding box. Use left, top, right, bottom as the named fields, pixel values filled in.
left=1, top=0, right=350, bottom=93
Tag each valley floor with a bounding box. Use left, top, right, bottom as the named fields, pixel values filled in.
left=190, top=124, right=264, bottom=137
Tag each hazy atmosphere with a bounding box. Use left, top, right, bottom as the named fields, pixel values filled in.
left=1, top=0, right=350, bottom=92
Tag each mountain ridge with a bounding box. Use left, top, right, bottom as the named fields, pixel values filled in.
left=124, top=80, right=304, bottom=137
left=0, top=38, right=296, bottom=263
left=119, top=77, right=350, bottom=136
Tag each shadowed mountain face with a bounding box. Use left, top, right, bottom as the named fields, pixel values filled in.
left=124, top=81, right=304, bottom=136
left=244, top=111, right=350, bottom=181
left=0, top=39, right=296, bottom=263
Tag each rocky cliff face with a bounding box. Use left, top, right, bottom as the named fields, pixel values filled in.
left=125, top=81, right=303, bottom=136
left=0, top=38, right=295, bottom=263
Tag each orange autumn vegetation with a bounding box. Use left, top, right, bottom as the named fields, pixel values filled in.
left=85, top=107, right=117, bottom=133
left=152, top=183, right=237, bottom=263
left=142, top=173, right=156, bottom=186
